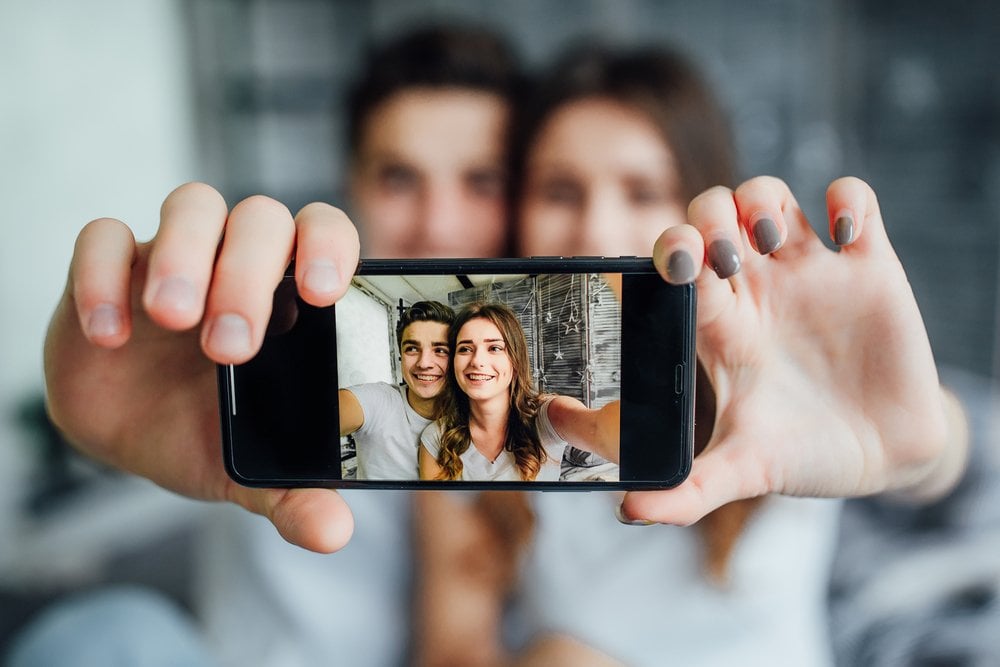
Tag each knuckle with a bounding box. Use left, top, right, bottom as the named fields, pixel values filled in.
left=79, top=216, right=129, bottom=240
left=165, top=182, right=228, bottom=213
left=687, top=185, right=731, bottom=219
left=735, top=174, right=785, bottom=200
left=230, top=195, right=294, bottom=228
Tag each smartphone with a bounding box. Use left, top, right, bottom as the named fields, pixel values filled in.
left=218, top=257, right=695, bottom=490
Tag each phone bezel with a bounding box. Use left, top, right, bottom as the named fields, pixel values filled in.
left=218, top=257, right=695, bottom=490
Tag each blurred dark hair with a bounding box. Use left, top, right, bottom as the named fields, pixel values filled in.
left=508, top=43, right=736, bottom=231
left=396, top=300, right=455, bottom=349
left=347, top=24, right=522, bottom=158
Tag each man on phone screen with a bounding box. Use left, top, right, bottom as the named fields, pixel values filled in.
left=339, top=300, right=455, bottom=479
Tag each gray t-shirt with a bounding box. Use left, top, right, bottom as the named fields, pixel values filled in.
left=347, top=382, right=430, bottom=480
left=420, top=398, right=567, bottom=481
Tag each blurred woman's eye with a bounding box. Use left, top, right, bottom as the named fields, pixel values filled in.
left=628, top=183, right=669, bottom=206
left=378, top=164, right=420, bottom=193
left=537, top=178, right=583, bottom=206
left=626, top=176, right=679, bottom=207
left=456, top=344, right=472, bottom=354
left=466, top=168, right=505, bottom=198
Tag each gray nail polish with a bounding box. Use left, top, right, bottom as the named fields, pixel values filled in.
left=835, top=216, right=855, bottom=245
left=615, top=504, right=655, bottom=526
left=707, top=239, right=741, bottom=279
left=667, top=250, right=695, bottom=284
left=753, top=217, right=782, bottom=255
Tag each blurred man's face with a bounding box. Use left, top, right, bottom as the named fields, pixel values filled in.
left=351, top=88, right=509, bottom=259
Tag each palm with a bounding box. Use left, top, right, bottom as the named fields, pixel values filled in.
left=624, top=178, right=951, bottom=525
left=698, top=236, right=941, bottom=502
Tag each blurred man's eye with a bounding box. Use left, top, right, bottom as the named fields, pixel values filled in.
left=379, top=164, right=420, bottom=193
left=466, top=168, right=505, bottom=198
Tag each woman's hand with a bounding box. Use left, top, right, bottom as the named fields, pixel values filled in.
left=621, top=176, right=969, bottom=525
left=44, top=182, right=361, bottom=552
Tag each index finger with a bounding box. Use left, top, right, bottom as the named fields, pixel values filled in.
left=293, top=203, right=360, bottom=307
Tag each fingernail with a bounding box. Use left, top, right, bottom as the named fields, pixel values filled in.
left=206, top=313, right=252, bottom=358
left=707, top=239, right=741, bottom=279
left=303, top=260, right=340, bottom=295
left=666, top=250, right=695, bottom=284
left=835, top=215, right=855, bottom=246
left=615, top=504, right=655, bottom=526
left=86, top=303, right=123, bottom=339
left=752, top=217, right=782, bottom=255
left=152, top=276, right=198, bottom=314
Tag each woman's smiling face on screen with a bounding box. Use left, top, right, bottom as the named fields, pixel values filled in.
left=453, top=317, right=514, bottom=404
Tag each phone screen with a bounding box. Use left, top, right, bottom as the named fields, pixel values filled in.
left=219, top=258, right=694, bottom=490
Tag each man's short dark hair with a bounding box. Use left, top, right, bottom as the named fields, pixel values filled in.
left=396, top=300, right=456, bottom=349
left=347, top=24, right=521, bottom=158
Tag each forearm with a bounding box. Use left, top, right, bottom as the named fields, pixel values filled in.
left=548, top=397, right=619, bottom=463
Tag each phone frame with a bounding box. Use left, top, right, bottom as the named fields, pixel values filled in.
left=218, top=257, right=695, bottom=490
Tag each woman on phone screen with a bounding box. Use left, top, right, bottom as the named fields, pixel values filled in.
left=418, top=302, right=619, bottom=481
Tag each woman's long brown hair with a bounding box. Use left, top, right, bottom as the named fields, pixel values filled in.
left=505, top=43, right=760, bottom=583
left=433, top=302, right=548, bottom=481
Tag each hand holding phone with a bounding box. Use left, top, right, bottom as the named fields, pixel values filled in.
left=219, top=257, right=695, bottom=490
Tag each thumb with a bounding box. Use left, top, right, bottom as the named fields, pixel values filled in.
left=619, top=438, right=767, bottom=526
left=227, top=485, right=355, bottom=553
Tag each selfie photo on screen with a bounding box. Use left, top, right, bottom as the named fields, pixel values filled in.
left=335, top=272, right=622, bottom=482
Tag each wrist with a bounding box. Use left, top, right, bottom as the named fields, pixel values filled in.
left=892, top=385, right=969, bottom=503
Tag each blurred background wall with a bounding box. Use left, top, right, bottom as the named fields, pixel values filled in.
left=1, top=0, right=998, bottom=650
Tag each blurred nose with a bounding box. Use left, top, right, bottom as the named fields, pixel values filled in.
left=416, top=181, right=465, bottom=254
left=572, top=189, right=628, bottom=256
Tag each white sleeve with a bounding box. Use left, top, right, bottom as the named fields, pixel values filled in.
left=420, top=420, right=444, bottom=458
left=535, top=399, right=569, bottom=456
left=346, top=382, right=394, bottom=436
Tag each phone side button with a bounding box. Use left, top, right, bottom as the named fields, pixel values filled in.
left=674, top=363, right=684, bottom=395
left=228, top=364, right=238, bottom=415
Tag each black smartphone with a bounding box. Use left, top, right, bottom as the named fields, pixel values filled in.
left=218, top=257, right=695, bottom=490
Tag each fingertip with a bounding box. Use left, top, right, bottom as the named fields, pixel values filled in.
left=294, top=203, right=360, bottom=307
left=71, top=218, right=138, bottom=346
left=265, top=488, right=356, bottom=554
left=619, top=490, right=704, bottom=527
left=748, top=212, right=785, bottom=255
left=827, top=177, right=882, bottom=249
left=200, top=312, right=257, bottom=364
left=143, top=275, right=204, bottom=330
left=653, top=226, right=703, bottom=285
left=81, top=303, right=131, bottom=348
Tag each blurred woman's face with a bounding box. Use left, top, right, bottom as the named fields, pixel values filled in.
left=518, top=98, right=686, bottom=257
left=351, top=88, right=509, bottom=258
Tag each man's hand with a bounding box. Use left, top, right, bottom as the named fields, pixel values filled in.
left=44, top=182, right=361, bottom=552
